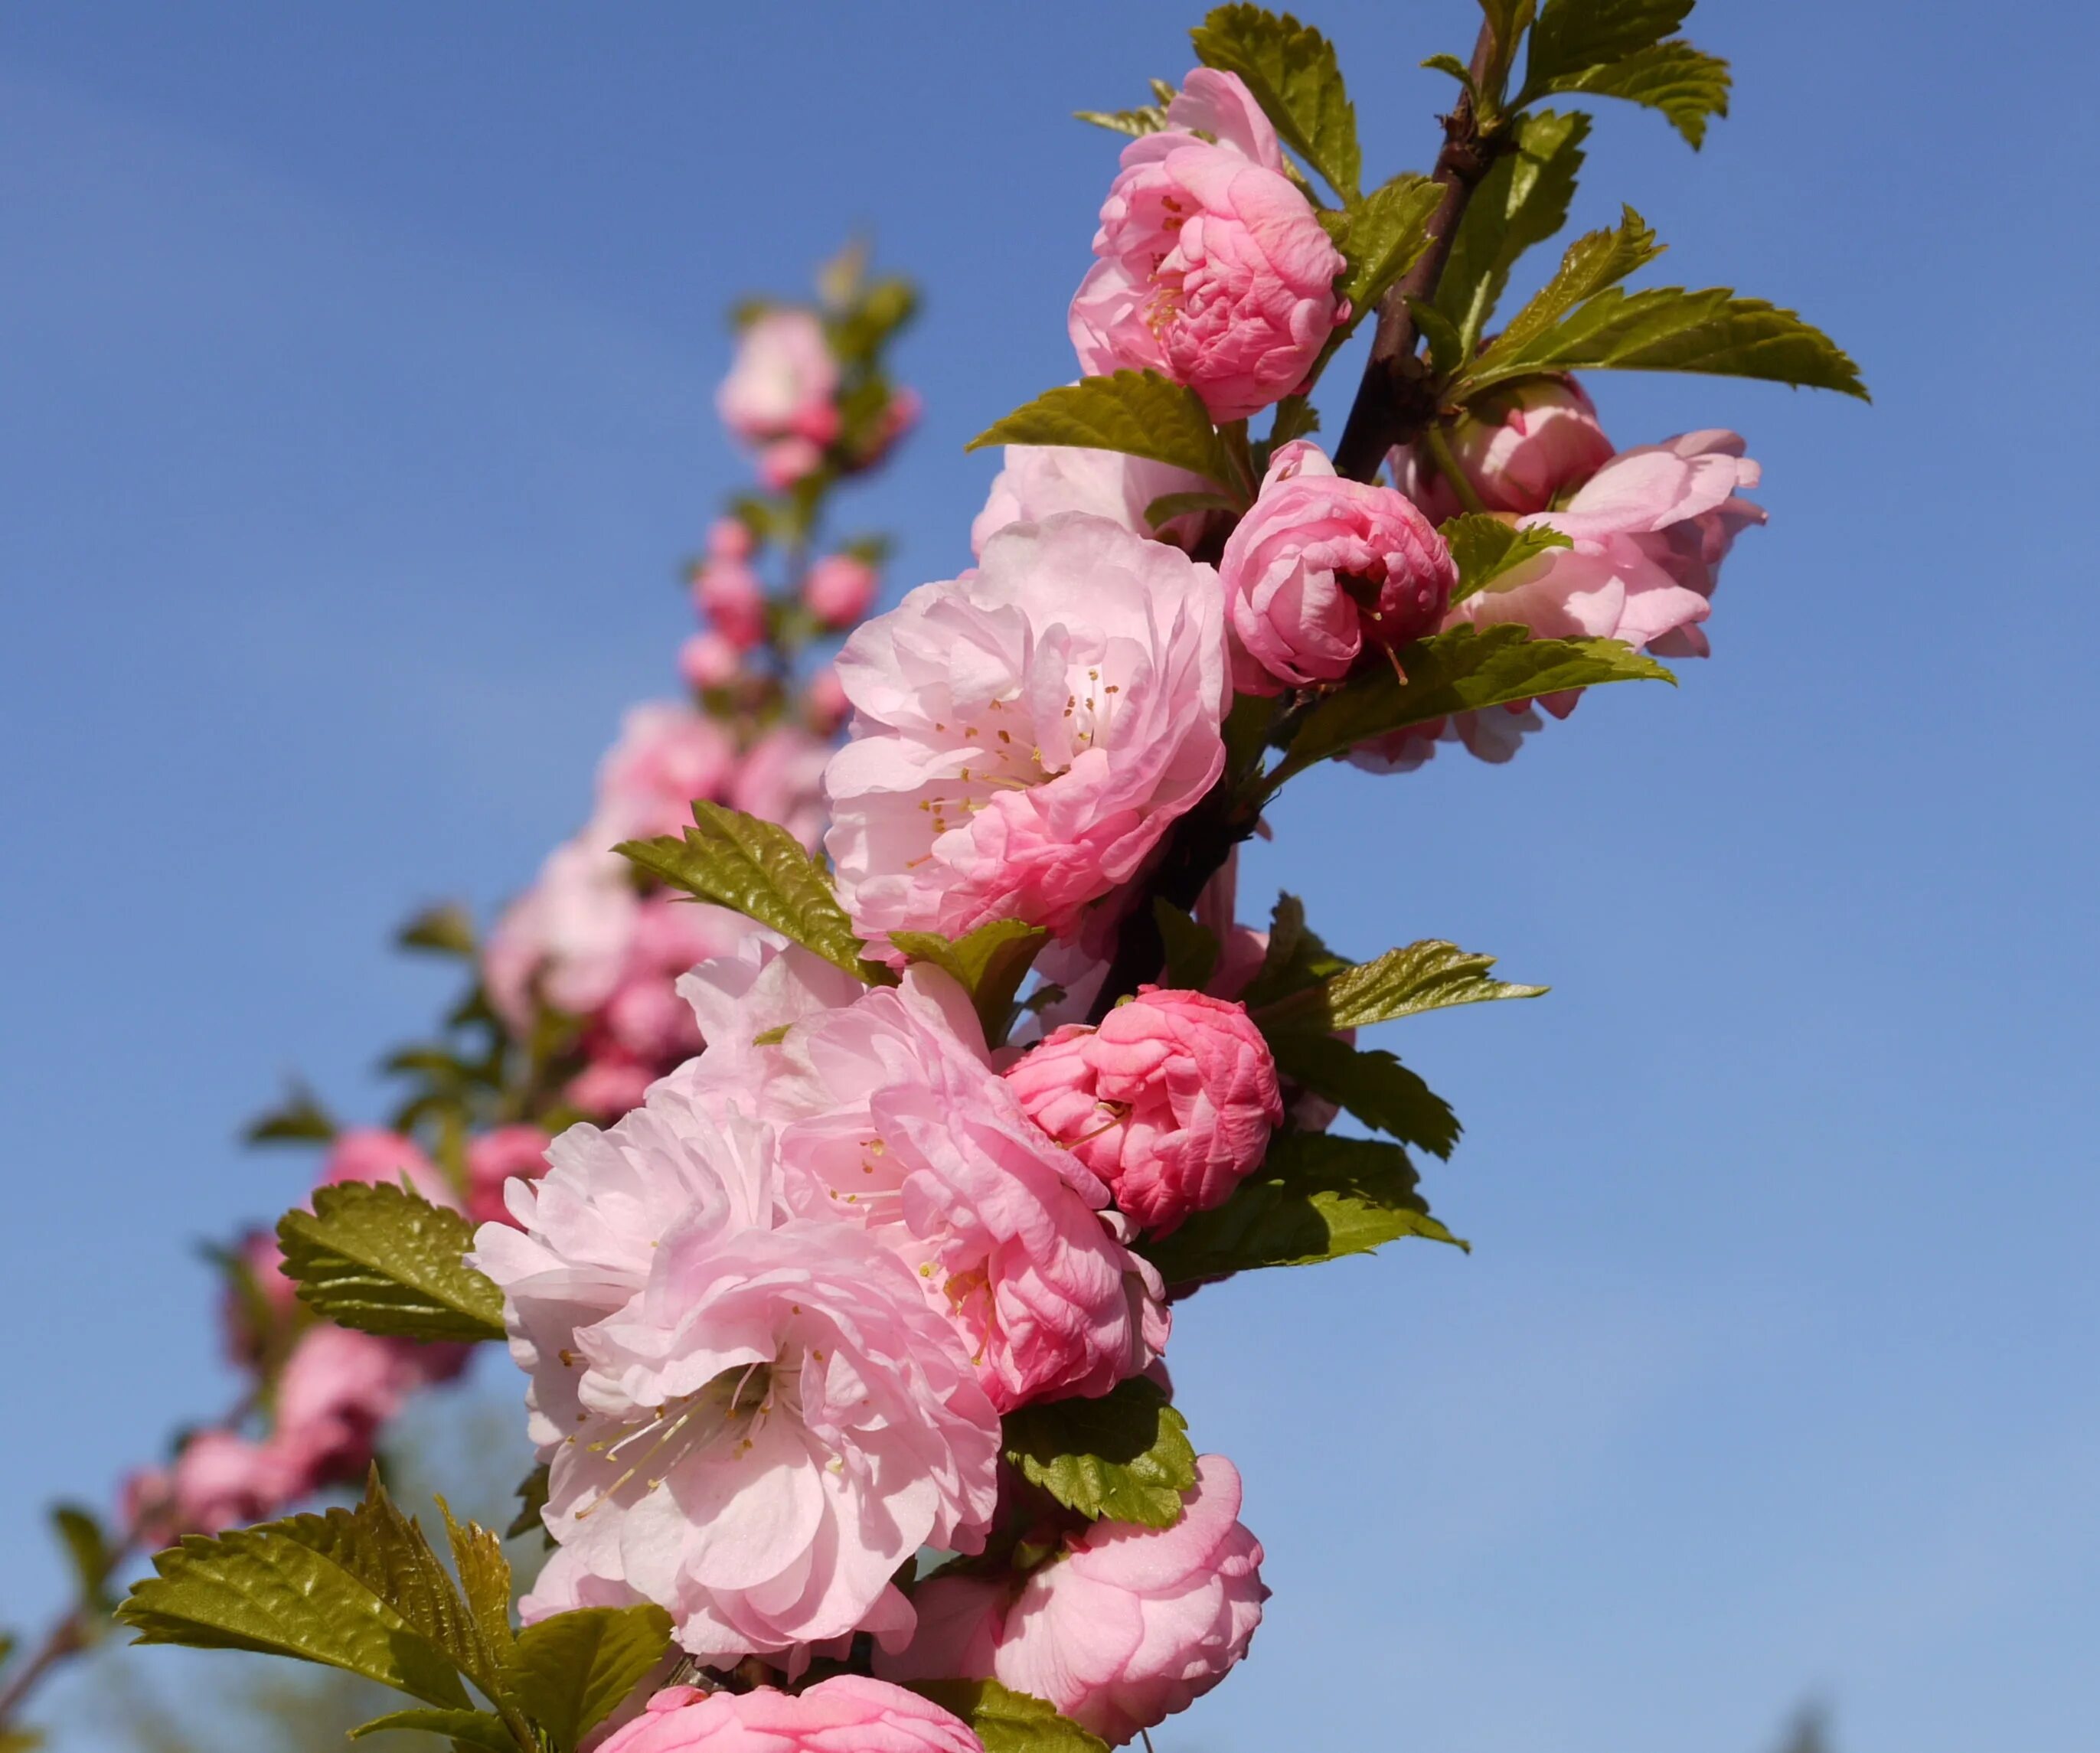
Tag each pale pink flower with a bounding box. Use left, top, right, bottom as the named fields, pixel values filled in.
left=1070, top=70, right=1345, bottom=423
left=566, top=1053, right=658, bottom=1121
left=759, top=437, right=826, bottom=491
left=1220, top=440, right=1456, bottom=694
left=825, top=514, right=1227, bottom=948
left=1004, top=987, right=1281, bottom=1235
left=598, top=703, right=740, bottom=841
left=1393, top=377, right=1615, bottom=520
left=318, top=1128, right=456, bottom=1209
left=595, top=1678, right=979, bottom=1753
left=691, top=558, right=767, bottom=652
left=272, top=1323, right=459, bottom=1487
left=466, top=1125, right=553, bottom=1229
left=717, top=310, right=841, bottom=447
left=802, top=554, right=879, bottom=629
left=970, top=444, right=1212, bottom=558
left=730, top=724, right=833, bottom=852
left=155, top=1431, right=303, bottom=1536
left=880, top=1456, right=1267, bottom=1746
left=803, top=665, right=851, bottom=735
left=473, top=1087, right=999, bottom=1666
left=767, top=968, right=1169, bottom=1411
left=485, top=840, right=639, bottom=1033
left=667, top=941, right=865, bottom=1125
left=680, top=631, right=743, bottom=691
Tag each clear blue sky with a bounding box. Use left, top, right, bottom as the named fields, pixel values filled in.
left=2, top=5, right=2094, bottom=1751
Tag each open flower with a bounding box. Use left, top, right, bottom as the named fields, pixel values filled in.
left=596, top=1678, right=981, bottom=1753
left=1392, top=377, right=1615, bottom=521
left=716, top=310, right=841, bottom=449
left=970, top=444, right=1212, bottom=557
left=825, top=514, right=1226, bottom=948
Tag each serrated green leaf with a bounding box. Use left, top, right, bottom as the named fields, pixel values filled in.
left=1190, top=5, right=1360, bottom=199
left=1266, top=1033, right=1462, bottom=1157
left=437, top=1500, right=514, bottom=1673
left=1260, top=939, right=1546, bottom=1032
left=1494, top=204, right=1664, bottom=357
left=1465, top=282, right=1870, bottom=399
left=505, top=1464, right=550, bottom=1545
left=1002, top=1378, right=1197, bottom=1529
left=244, top=1080, right=338, bottom=1146
left=396, top=903, right=478, bottom=959
left=912, top=1680, right=1111, bottom=1753
left=1328, top=173, right=1442, bottom=329
left=51, top=1505, right=114, bottom=1616
left=1408, top=295, right=1468, bottom=377
left=499, top=1605, right=674, bottom=1753
left=1270, top=624, right=1673, bottom=782
left=1073, top=102, right=1170, bottom=138
left=1524, top=0, right=1691, bottom=91
left=1543, top=38, right=1730, bottom=146
left=966, top=372, right=1238, bottom=494
left=1436, top=108, right=1591, bottom=356
left=1265, top=393, right=1321, bottom=449
left=277, top=1181, right=507, bottom=1345
left=619, top=802, right=889, bottom=984
left=1442, top=513, right=1574, bottom=602
left=1152, top=900, right=1221, bottom=994
left=351, top=1709, right=517, bottom=1751
left=888, top=919, right=1050, bottom=1047
left=1138, top=1131, right=1465, bottom=1286
left=1143, top=490, right=1240, bottom=527
left=1238, top=894, right=1350, bottom=1010
left=1421, top=51, right=1478, bottom=94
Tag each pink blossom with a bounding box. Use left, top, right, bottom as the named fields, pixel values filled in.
left=825, top=514, right=1226, bottom=948
left=716, top=310, right=841, bottom=447
left=566, top=1053, right=658, bottom=1121
left=730, top=724, right=833, bottom=852
left=150, top=1431, right=302, bottom=1537
left=802, top=554, right=879, bottom=629
left=595, top=1678, right=979, bottom=1753
left=220, top=1227, right=299, bottom=1366
left=1070, top=70, right=1345, bottom=423
left=598, top=703, right=740, bottom=841
left=1004, top=987, right=1281, bottom=1234
left=692, top=560, right=767, bottom=652
left=680, top=632, right=743, bottom=691
left=1393, top=377, right=1615, bottom=520
left=1220, top=440, right=1456, bottom=694
left=273, top=1323, right=460, bottom=1487
left=473, top=1086, right=999, bottom=1666
left=485, top=841, right=639, bottom=1032
left=803, top=665, right=851, bottom=735
left=759, top=436, right=826, bottom=491
left=707, top=517, right=756, bottom=563
left=769, top=968, right=1169, bottom=1412
left=668, top=940, right=866, bottom=1125
left=880, top=1456, right=1267, bottom=1745
left=466, top=1125, right=553, bottom=1229
left=319, top=1128, right=456, bottom=1209
left=970, top=444, right=1213, bottom=557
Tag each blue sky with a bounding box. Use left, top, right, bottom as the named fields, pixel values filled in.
left=2, top=4, right=2095, bottom=1750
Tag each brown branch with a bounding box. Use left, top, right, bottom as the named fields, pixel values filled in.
left=0, top=1606, right=90, bottom=1731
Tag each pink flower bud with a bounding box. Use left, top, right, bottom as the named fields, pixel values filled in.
left=157, top=1430, right=303, bottom=1536
left=803, top=664, right=851, bottom=734
left=1219, top=440, right=1456, bottom=694
left=678, top=630, right=742, bottom=691
left=1393, top=377, right=1615, bottom=521
left=691, top=558, right=766, bottom=650
left=705, top=516, right=756, bottom=563
left=1070, top=70, right=1345, bottom=423
left=1004, top=986, right=1282, bottom=1234
left=220, top=1227, right=299, bottom=1367
left=465, top=1125, right=551, bottom=1229
left=802, top=553, right=878, bottom=628
left=758, top=436, right=825, bottom=491
left=594, top=1678, right=979, bottom=1753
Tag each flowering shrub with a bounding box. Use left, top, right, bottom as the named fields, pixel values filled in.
left=6, top=8, right=1866, bottom=1752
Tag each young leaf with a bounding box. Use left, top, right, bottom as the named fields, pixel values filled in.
left=1329, top=174, right=1442, bottom=326
left=1442, top=514, right=1573, bottom=602
left=1492, top=205, right=1664, bottom=357
left=243, top=1079, right=338, bottom=1146
left=1408, top=296, right=1468, bottom=378
left=1266, top=1033, right=1462, bottom=1158
left=620, top=802, right=887, bottom=984
left=350, top=1710, right=517, bottom=1752
left=1543, top=38, right=1730, bottom=147
left=1138, top=1131, right=1465, bottom=1288
left=1142, top=490, right=1241, bottom=527
left=888, top=919, right=1050, bottom=1046
left=1001, top=1378, right=1199, bottom=1529
left=1524, top=0, right=1692, bottom=91
left=438, top=1500, right=514, bottom=1671
left=1465, top=283, right=1870, bottom=398
left=911, top=1680, right=1111, bottom=1753
left=395, top=902, right=478, bottom=959
left=1152, top=899, right=1221, bottom=993
left=1238, top=893, right=1349, bottom=1010
left=1189, top=5, right=1360, bottom=199
left=1435, top=109, right=1591, bottom=355
left=967, top=373, right=1239, bottom=494
left=276, top=1180, right=508, bottom=1345
left=1260, top=939, right=1546, bottom=1032
left=1270, top=624, right=1673, bottom=782
left=498, top=1605, right=674, bottom=1753
left=50, top=1505, right=114, bottom=1616
left=1073, top=103, right=1171, bottom=138
left=506, top=1464, right=551, bottom=1544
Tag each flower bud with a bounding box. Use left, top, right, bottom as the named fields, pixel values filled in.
left=802, top=553, right=878, bottom=628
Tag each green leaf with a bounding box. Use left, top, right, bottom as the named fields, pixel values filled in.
left=116, top=1512, right=475, bottom=1709
left=51, top=1505, right=114, bottom=1616
left=351, top=1710, right=517, bottom=1751
left=911, top=1680, right=1111, bottom=1753
left=1271, top=624, right=1673, bottom=782
left=1465, top=282, right=1870, bottom=399
left=1190, top=5, right=1360, bottom=199
left=966, top=372, right=1239, bottom=494
left=1479, top=0, right=1539, bottom=58
left=276, top=1180, right=508, bottom=1345
left=1328, top=174, right=1442, bottom=326
left=888, top=919, right=1050, bottom=1047
left=1408, top=295, right=1468, bottom=377
left=1435, top=108, right=1591, bottom=356
left=1266, top=393, right=1321, bottom=449
left=618, top=801, right=888, bottom=984
left=505, top=1465, right=550, bottom=1544
left=243, top=1079, right=338, bottom=1146
left=1002, top=1378, right=1199, bottom=1529
left=437, top=1500, right=514, bottom=1672
left=499, top=1605, right=674, bottom=1753
left=1142, top=490, right=1240, bottom=527
left=1260, top=939, right=1546, bottom=1032
left=1152, top=899, right=1221, bottom=993
left=1238, top=893, right=1350, bottom=1010
left=1542, top=38, right=1730, bottom=146
left=1420, top=51, right=1479, bottom=96
left=1524, top=0, right=1691, bottom=90
left=1493, top=204, right=1664, bottom=357
left=1442, top=513, right=1574, bottom=603
left=1266, top=1033, right=1462, bottom=1158
left=396, top=902, right=478, bottom=959
left=1138, top=1131, right=1465, bottom=1287
left=1074, top=103, right=1169, bottom=138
